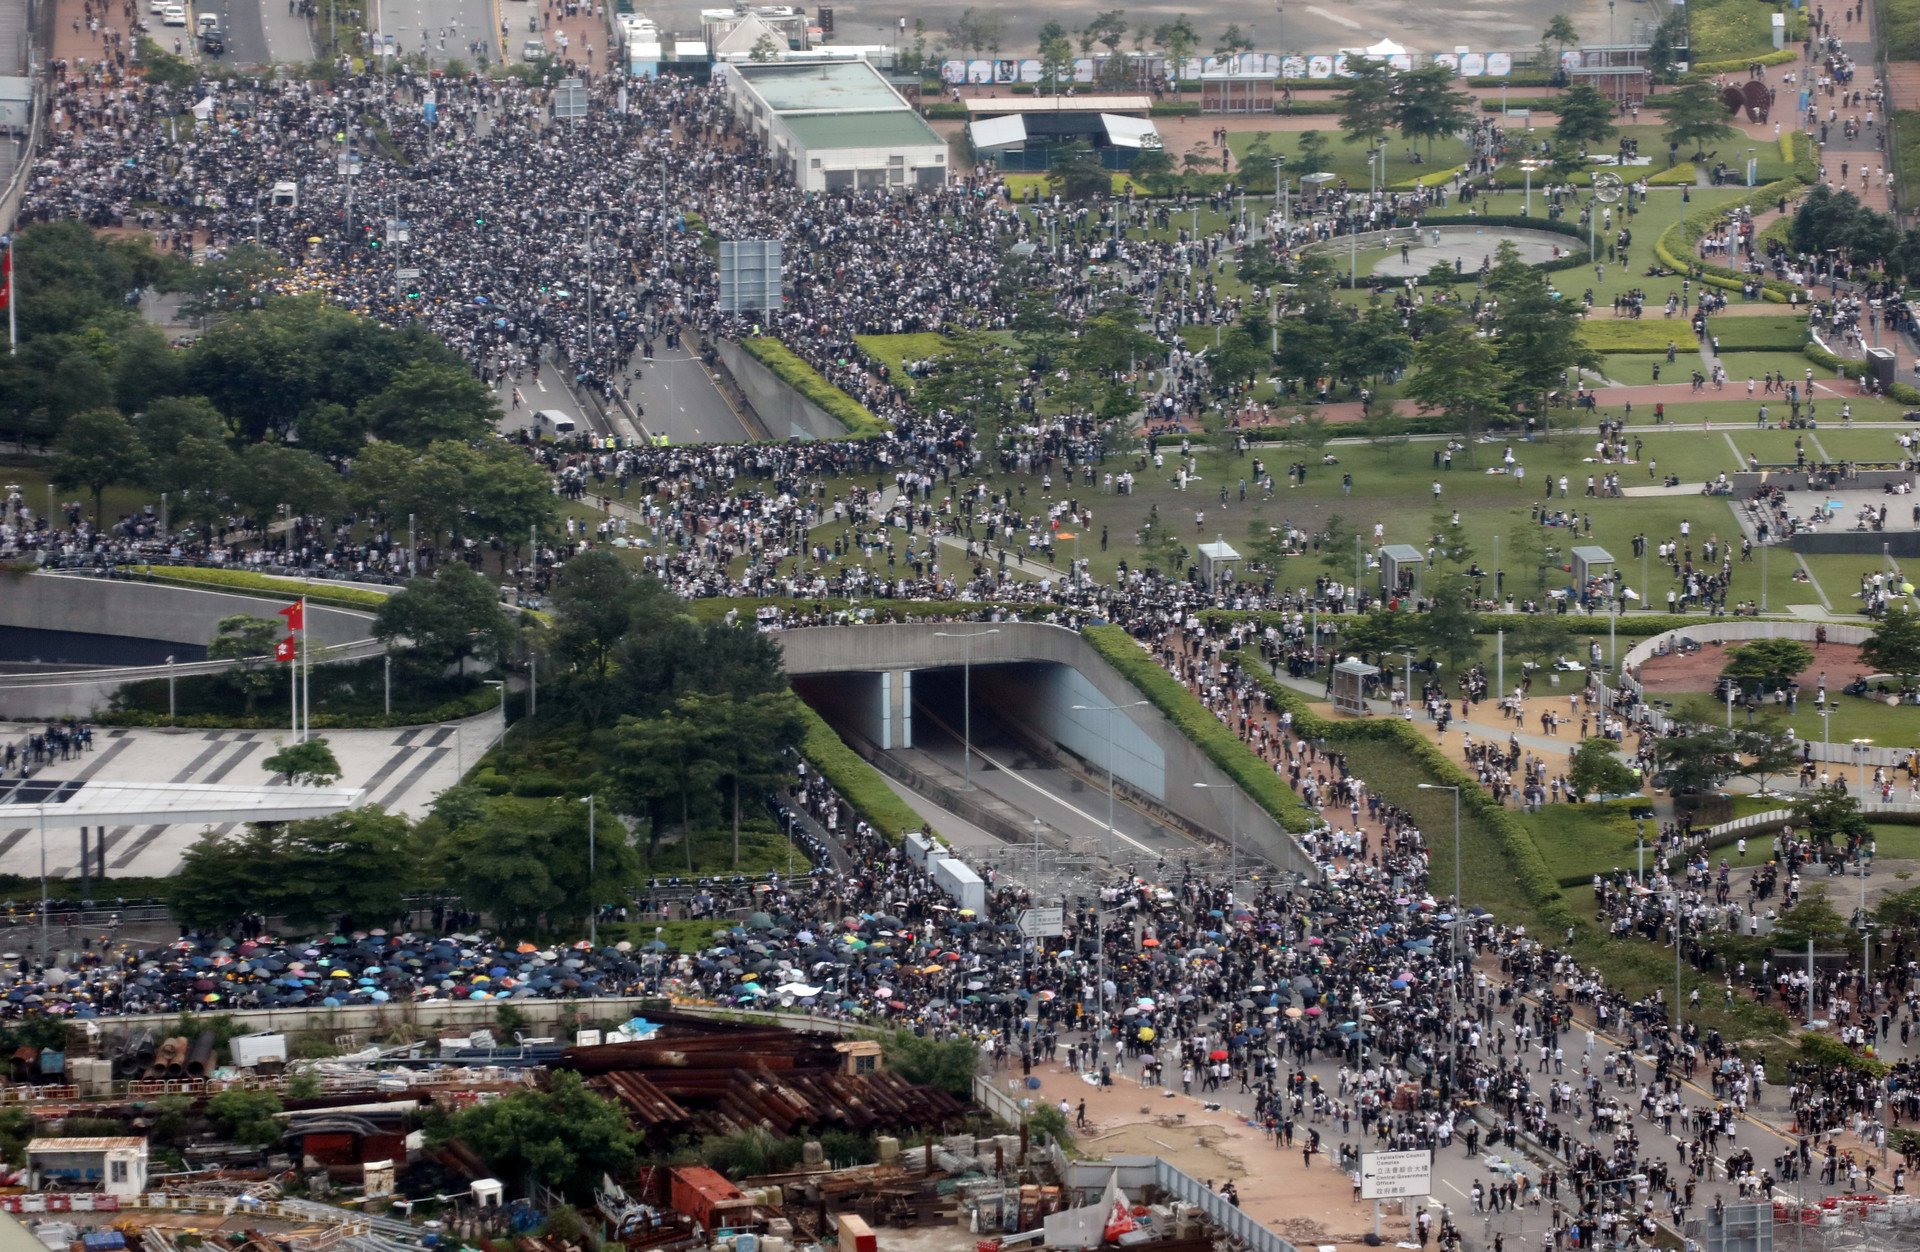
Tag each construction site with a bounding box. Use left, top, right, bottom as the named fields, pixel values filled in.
left=0, top=1007, right=1295, bottom=1252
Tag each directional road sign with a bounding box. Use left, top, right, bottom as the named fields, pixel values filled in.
left=1017, top=907, right=1064, bottom=938
left=1360, top=1150, right=1432, bottom=1200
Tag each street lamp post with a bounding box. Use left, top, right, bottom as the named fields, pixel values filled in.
left=935, top=629, right=1000, bottom=788
left=1193, top=782, right=1241, bottom=896
left=1417, top=783, right=1464, bottom=987
left=1073, top=700, right=1149, bottom=863
left=1852, top=738, right=1874, bottom=804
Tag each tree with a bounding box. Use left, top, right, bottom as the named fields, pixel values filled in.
left=1048, top=141, right=1113, bottom=200
left=1731, top=722, right=1800, bottom=793
left=169, top=809, right=413, bottom=931
left=1543, top=14, right=1580, bottom=58
left=1151, top=15, right=1199, bottom=71
left=1294, top=130, right=1333, bottom=176
left=207, top=1089, right=285, bottom=1147
left=431, top=793, right=639, bottom=933
left=1130, top=147, right=1176, bottom=195
left=545, top=552, right=687, bottom=723
left=1395, top=62, right=1476, bottom=158
left=372, top=562, right=519, bottom=675
left=1085, top=9, right=1127, bottom=53
left=1486, top=242, right=1598, bottom=417
left=1656, top=720, right=1739, bottom=795
left=1860, top=603, right=1920, bottom=689
left=914, top=328, right=1023, bottom=442
left=437, top=1072, right=640, bottom=1201
left=206, top=614, right=284, bottom=714
left=1215, top=23, right=1253, bottom=56
left=1662, top=79, right=1739, bottom=160
left=694, top=691, right=807, bottom=868
left=874, top=1028, right=982, bottom=1095
left=1341, top=609, right=1412, bottom=665
left=1647, top=9, right=1685, bottom=79
left=230, top=442, right=341, bottom=525
left=1334, top=304, right=1414, bottom=393
left=1405, top=310, right=1510, bottom=459
left=1569, top=737, right=1641, bottom=800
left=748, top=31, right=782, bottom=61
left=355, top=361, right=498, bottom=447
left=111, top=322, right=188, bottom=413
left=610, top=705, right=725, bottom=861
left=1038, top=32, right=1076, bottom=94
left=1419, top=571, right=1482, bottom=671
left=1790, top=788, right=1873, bottom=851
left=261, top=737, right=343, bottom=786
left=1508, top=612, right=1577, bottom=668
left=943, top=6, right=1004, bottom=55
left=1335, top=57, right=1395, bottom=149
left=50, top=408, right=152, bottom=525
left=1721, top=637, right=1814, bottom=694
left=1553, top=82, right=1617, bottom=149
left=1209, top=327, right=1269, bottom=394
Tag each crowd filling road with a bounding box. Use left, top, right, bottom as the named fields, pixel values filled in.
left=9, top=20, right=1920, bottom=1252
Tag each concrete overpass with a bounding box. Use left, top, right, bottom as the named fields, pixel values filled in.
left=776, top=623, right=1313, bottom=881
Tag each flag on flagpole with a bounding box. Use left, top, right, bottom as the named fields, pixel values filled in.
left=0, top=241, right=12, bottom=313
left=277, top=598, right=305, bottom=631
left=274, top=636, right=297, bottom=663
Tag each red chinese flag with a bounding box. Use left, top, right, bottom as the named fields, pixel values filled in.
left=278, top=598, right=305, bottom=631
left=274, top=636, right=297, bottom=663
left=0, top=244, right=11, bottom=313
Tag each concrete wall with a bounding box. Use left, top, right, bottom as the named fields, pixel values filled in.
left=1, top=574, right=374, bottom=649
left=777, top=624, right=1312, bottom=876
left=0, top=573, right=381, bottom=720
left=716, top=340, right=850, bottom=441
left=974, top=664, right=1165, bottom=800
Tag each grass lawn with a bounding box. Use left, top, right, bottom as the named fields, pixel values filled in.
left=855, top=333, right=950, bottom=386
left=1871, top=823, right=1920, bottom=860
left=1660, top=690, right=1920, bottom=745
left=1225, top=131, right=1471, bottom=192
left=1, top=459, right=160, bottom=531
left=1002, top=172, right=1143, bottom=199
left=1687, top=0, right=1807, bottom=61
left=1595, top=351, right=1842, bottom=387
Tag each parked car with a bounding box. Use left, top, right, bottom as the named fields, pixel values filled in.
left=161, top=5, right=187, bottom=24
left=200, top=24, right=224, bottom=52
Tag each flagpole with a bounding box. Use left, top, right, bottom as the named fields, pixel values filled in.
left=7, top=239, right=15, bottom=357
left=300, top=597, right=310, bottom=741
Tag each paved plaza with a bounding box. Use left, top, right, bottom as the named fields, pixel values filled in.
left=1368, top=225, right=1582, bottom=279
left=0, top=716, right=497, bottom=879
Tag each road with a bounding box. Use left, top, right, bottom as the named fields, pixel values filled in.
left=374, top=0, right=495, bottom=66
left=628, top=349, right=754, bottom=445
left=207, top=0, right=312, bottom=67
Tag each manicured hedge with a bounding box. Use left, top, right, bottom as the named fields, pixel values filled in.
left=1150, top=101, right=1201, bottom=117
left=1578, top=320, right=1702, bottom=353
left=1196, top=608, right=1780, bottom=638
left=739, top=336, right=891, bottom=437
left=99, top=686, right=500, bottom=730
left=1804, top=342, right=1920, bottom=404
left=1653, top=176, right=1808, bottom=302
left=796, top=700, right=930, bottom=846
left=923, top=102, right=968, bottom=119
left=127, top=565, right=392, bottom=611
left=1386, top=166, right=1466, bottom=191
left=1646, top=163, right=1697, bottom=187
left=1689, top=49, right=1798, bottom=74
left=1081, top=625, right=1319, bottom=833
left=1481, top=96, right=1562, bottom=114
left=1226, top=662, right=1575, bottom=926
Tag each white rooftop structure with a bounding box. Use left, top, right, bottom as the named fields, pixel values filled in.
left=0, top=781, right=363, bottom=830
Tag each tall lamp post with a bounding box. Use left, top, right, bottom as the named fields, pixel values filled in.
left=935, top=628, right=1000, bottom=788
left=1417, top=782, right=1464, bottom=986
left=1073, top=700, right=1150, bottom=863
left=1192, top=782, right=1241, bottom=895
left=1852, top=738, right=1874, bottom=804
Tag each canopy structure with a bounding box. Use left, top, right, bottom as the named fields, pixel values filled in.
left=1364, top=38, right=1408, bottom=58
left=0, top=780, right=364, bottom=830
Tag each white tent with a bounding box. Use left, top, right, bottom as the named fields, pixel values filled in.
left=192, top=96, right=215, bottom=122
left=1365, top=38, right=1408, bottom=58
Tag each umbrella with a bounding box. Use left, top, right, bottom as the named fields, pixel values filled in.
left=1208, top=1049, right=1228, bottom=1061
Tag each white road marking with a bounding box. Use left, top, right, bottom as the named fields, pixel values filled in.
left=1305, top=5, right=1366, bottom=31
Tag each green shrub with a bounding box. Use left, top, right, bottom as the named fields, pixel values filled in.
left=127, top=566, right=392, bottom=611
left=1688, top=48, right=1798, bottom=75
left=1150, top=102, right=1201, bottom=117
left=1081, top=625, right=1318, bottom=832
left=1653, top=177, right=1808, bottom=303
left=739, top=336, right=890, bottom=438
left=1480, top=96, right=1563, bottom=114
left=796, top=701, right=927, bottom=844
left=1645, top=164, right=1698, bottom=187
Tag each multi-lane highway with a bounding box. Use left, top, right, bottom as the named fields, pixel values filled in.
left=373, top=0, right=496, bottom=66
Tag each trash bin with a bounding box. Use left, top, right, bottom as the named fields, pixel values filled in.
left=1866, top=346, right=1895, bottom=390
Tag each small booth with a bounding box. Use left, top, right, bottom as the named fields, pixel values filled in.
left=1197, top=538, right=1242, bottom=592
left=1379, top=543, right=1424, bottom=596
left=1331, top=658, right=1379, bottom=716
left=1199, top=70, right=1274, bottom=114
left=270, top=180, right=298, bottom=209
left=1570, top=545, right=1615, bottom=592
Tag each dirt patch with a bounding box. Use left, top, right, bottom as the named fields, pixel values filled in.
left=1083, top=1122, right=1248, bottom=1181
left=1635, top=639, right=1869, bottom=694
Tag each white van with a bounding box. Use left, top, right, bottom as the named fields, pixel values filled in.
left=533, top=408, right=576, bottom=436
